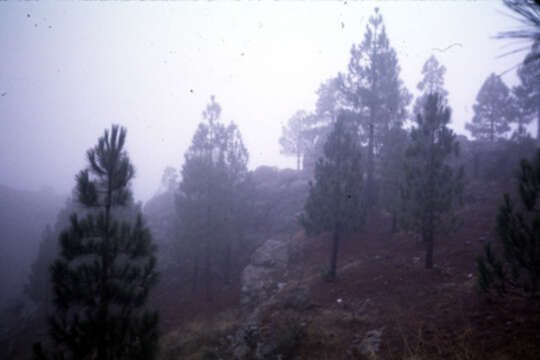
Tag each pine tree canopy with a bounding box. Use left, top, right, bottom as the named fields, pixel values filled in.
left=300, top=113, right=365, bottom=281
left=176, top=96, right=250, bottom=296
left=466, top=73, right=516, bottom=142
left=402, top=93, right=464, bottom=268
left=301, top=113, right=365, bottom=236
left=477, top=149, right=540, bottom=298
left=34, top=125, right=159, bottom=360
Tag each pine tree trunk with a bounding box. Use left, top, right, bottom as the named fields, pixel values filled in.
left=192, top=252, right=199, bottom=292
left=425, top=232, right=434, bottom=269
left=224, top=242, right=231, bottom=285
left=391, top=210, right=397, bottom=233
left=424, top=218, right=434, bottom=269
left=473, top=151, right=479, bottom=178
left=98, top=180, right=113, bottom=360
left=205, top=246, right=212, bottom=301
left=329, top=227, right=340, bottom=281
left=536, top=103, right=540, bottom=144
left=366, top=121, right=375, bottom=206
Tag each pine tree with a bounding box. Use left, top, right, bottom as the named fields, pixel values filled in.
left=176, top=96, right=249, bottom=298
left=300, top=113, right=365, bottom=281
left=33, top=125, right=159, bottom=360
left=279, top=110, right=310, bottom=170
left=340, top=7, right=411, bottom=206
left=402, top=94, right=464, bottom=269
left=477, top=149, right=540, bottom=298
left=413, top=55, right=449, bottom=116
left=465, top=73, right=516, bottom=143
left=302, top=76, right=345, bottom=173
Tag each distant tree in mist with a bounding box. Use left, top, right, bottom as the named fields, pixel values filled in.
left=176, top=96, right=249, bottom=299
left=34, top=125, right=159, bottom=360
left=413, top=55, right=448, bottom=116
left=402, top=94, right=464, bottom=269
left=340, top=7, right=411, bottom=207
left=160, top=166, right=179, bottom=193
left=477, top=149, right=540, bottom=298
left=279, top=110, right=311, bottom=170
left=377, top=56, right=448, bottom=233
left=302, top=76, right=345, bottom=172
left=466, top=73, right=516, bottom=142
left=300, top=114, right=365, bottom=282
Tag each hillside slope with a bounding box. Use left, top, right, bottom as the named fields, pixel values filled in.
left=158, top=179, right=540, bottom=360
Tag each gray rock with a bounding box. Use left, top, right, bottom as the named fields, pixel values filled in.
left=282, top=286, right=310, bottom=311
left=241, top=237, right=289, bottom=306
left=359, top=328, right=384, bottom=358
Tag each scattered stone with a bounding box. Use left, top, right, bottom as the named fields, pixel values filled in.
left=283, top=287, right=311, bottom=311
left=359, top=328, right=384, bottom=357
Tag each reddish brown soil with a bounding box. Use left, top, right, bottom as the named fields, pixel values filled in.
left=292, top=180, right=540, bottom=359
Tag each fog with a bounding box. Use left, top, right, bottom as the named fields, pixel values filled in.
left=0, top=1, right=525, bottom=202
left=2, top=1, right=540, bottom=359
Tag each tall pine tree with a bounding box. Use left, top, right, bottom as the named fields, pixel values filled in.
left=279, top=110, right=310, bottom=171
left=34, top=125, right=159, bottom=360
left=466, top=73, right=516, bottom=143
left=300, top=113, right=365, bottom=281
left=413, top=55, right=449, bottom=115
left=340, top=7, right=411, bottom=206
left=176, top=96, right=249, bottom=298
left=402, top=94, right=464, bottom=269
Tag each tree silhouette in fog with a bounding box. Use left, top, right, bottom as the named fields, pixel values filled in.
left=402, top=94, right=464, bottom=269
left=300, top=113, right=365, bottom=281
left=34, top=125, right=159, bottom=360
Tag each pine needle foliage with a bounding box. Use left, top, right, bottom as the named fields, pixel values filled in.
left=33, top=125, right=159, bottom=360
left=300, top=113, right=365, bottom=281
left=401, top=93, right=464, bottom=269
left=477, top=149, right=540, bottom=298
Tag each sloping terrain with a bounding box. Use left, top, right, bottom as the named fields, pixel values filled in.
left=156, top=179, right=540, bottom=359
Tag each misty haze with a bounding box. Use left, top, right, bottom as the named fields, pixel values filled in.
left=1, top=1, right=540, bottom=359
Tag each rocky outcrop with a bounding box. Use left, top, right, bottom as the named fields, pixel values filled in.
left=240, top=237, right=289, bottom=306
left=232, top=285, right=310, bottom=360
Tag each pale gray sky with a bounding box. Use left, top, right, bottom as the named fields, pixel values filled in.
left=0, top=1, right=528, bottom=202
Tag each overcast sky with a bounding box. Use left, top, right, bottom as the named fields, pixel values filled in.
left=0, top=1, right=529, bottom=203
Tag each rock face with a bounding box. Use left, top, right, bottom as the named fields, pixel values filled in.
left=232, top=286, right=310, bottom=360
left=348, top=328, right=384, bottom=359
left=241, top=237, right=289, bottom=306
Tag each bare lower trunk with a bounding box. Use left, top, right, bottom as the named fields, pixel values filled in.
left=537, top=104, right=540, bottom=144
left=192, top=253, right=199, bottom=292
left=224, top=243, right=231, bottom=285
left=329, top=228, right=340, bottom=281
left=366, top=122, right=375, bottom=207
left=205, top=248, right=212, bottom=301
left=424, top=225, right=434, bottom=269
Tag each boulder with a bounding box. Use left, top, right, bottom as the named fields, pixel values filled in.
left=241, top=237, right=288, bottom=306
